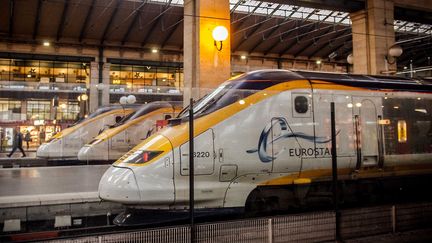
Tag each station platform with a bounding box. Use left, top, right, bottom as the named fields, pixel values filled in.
left=0, top=165, right=123, bottom=233
left=0, top=151, right=47, bottom=168
left=0, top=165, right=109, bottom=207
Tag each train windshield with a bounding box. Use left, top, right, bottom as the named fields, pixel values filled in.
left=71, top=106, right=117, bottom=126
left=176, top=94, right=208, bottom=118
left=111, top=111, right=137, bottom=127
left=190, top=79, right=275, bottom=117
left=110, top=103, right=171, bottom=128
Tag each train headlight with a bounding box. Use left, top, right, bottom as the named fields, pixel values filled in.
left=124, top=150, right=163, bottom=164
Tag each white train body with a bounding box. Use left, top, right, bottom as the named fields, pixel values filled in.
left=77, top=102, right=182, bottom=162
left=37, top=106, right=135, bottom=160
left=99, top=70, right=432, bottom=212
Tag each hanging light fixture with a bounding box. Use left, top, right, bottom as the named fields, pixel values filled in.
left=212, top=26, right=228, bottom=51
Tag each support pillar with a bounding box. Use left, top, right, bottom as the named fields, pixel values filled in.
left=101, top=62, right=110, bottom=106
left=89, top=48, right=110, bottom=113
left=183, top=0, right=231, bottom=102
left=350, top=0, right=396, bottom=75
left=89, top=62, right=99, bottom=113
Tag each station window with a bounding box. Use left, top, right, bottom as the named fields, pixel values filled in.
left=27, top=100, right=51, bottom=120
left=109, top=64, right=183, bottom=90
left=294, top=96, right=308, bottom=113
left=56, top=101, right=80, bottom=121
left=0, top=59, right=10, bottom=81
left=0, top=100, right=21, bottom=112
left=0, top=58, right=90, bottom=84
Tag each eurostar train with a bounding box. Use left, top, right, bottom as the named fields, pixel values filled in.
left=99, top=70, right=432, bottom=224
left=37, top=105, right=137, bottom=160
left=77, top=102, right=182, bottom=162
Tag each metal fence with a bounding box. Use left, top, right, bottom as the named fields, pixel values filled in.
left=47, top=202, right=432, bottom=243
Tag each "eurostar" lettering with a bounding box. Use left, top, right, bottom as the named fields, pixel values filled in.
left=288, top=147, right=331, bottom=157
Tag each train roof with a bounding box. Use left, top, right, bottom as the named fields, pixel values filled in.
left=236, top=70, right=432, bottom=92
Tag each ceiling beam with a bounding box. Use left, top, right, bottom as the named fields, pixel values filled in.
left=100, top=0, right=121, bottom=45
left=267, top=0, right=364, bottom=12
left=79, top=0, right=95, bottom=42
left=324, top=42, right=349, bottom=60
left=276, top=36, right=301, bottom=57
left=8, top=0, right=15, bottom=37
left=307, top=29, right=351, bottom=59
left=141, top=1, right=173, bottom=47
left=230, top=0, right=242, bottom=14
left=233, top=4, right=281, bottom=35
left=56, top=0, right=70, bottom=41
left=292, top=25, right=328, bottom=57
left=231, top=2, right=264, bottom=36
left=248, top=16, right=297, bottom=54
left=121, top=1, right=149, bottom=45
left=232, top=4, right=281, bottom=52
left=288, top=12, right=338, bottom=57
left=332, top=40, right=353, bottom=61
left=269, top=13, right=317, bottom=55
left=246, top=19, right=280, bottom=54
left=231, top=2, right=263, bottom=25
left=32, top=0, right=43, bottom=40
left=275, top=11, right=346, bottom=43
left=161, top=17, right=183, bottom=49
left=268, top=0, right=431, bottom=24
left=262, top=26, right=293, bottom=55
left=394, top=7, right=432, bottom=25
left=306, top=28, right=341, bottom=58
left=285, top=25, right=351, bottom=52
left=264, top=11, right=316, bottom=55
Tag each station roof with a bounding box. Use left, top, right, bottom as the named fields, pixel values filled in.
left=0, top=0, right=430, bottom=68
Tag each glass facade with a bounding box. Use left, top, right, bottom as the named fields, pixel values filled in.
left=0, top=100, right=22, bottom=121
left=110, top=64, right=183, bottom=91
left=57, top=101, right=80, bottom=121
left=0, top=57, right=91, bottom=149
left=0, top=59, right=90, bottom=84
left=0, top=55, right=185, bottom=149
left=27, top=100, right=51, bottom=120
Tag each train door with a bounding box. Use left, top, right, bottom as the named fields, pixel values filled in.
left=353, top=97, right=382, bottom=169
left=271, top=92, right=313, bottom=173
left=179, top=129, right=215, bottom=176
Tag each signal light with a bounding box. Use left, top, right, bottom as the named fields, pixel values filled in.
left=141, top=151, right=163, bottom=163
left=125, top=150, right=163, bottom=164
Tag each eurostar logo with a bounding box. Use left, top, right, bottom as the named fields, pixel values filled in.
left=246, top=117, right=339, bottom=163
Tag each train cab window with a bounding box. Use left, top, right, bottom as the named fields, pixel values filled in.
left=294, top=96, right=308, bottom=114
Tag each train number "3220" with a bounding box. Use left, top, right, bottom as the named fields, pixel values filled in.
left=193, top=152, right=210, bottom=158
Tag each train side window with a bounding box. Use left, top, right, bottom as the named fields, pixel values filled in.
left=294, top=96, right=308, bottom=114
